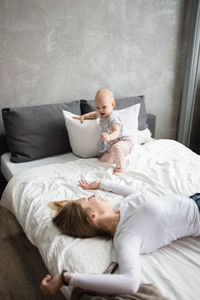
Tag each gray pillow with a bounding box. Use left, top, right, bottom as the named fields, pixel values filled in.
left=80, top=95, right=148, bottom=130
left=2, top=101, right=81, bottom=163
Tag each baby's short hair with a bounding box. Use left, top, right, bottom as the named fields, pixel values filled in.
left=95, top=88, right=114, bottom=102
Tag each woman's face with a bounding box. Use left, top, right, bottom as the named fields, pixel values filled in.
left=77, top=194, right=112, bottom=215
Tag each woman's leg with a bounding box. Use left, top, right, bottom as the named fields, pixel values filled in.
left=189, top=193, right=200, bottom=212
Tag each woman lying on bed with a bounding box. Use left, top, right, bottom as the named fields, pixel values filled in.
left=40, top=179, right=200, bottom=295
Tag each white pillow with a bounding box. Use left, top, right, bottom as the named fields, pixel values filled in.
left=137, top=128, right=152, bottom=144
left=115, top=103, right=140, bottom=145
left=63, top=103, right=140, bottom=158
left=62, top=110, right=101, bottom=158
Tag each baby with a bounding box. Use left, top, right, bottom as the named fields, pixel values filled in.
left=73, top=88, right=132, bottom=176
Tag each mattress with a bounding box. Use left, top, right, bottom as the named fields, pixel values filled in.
left=1, top=139, right=200, bottom=300
left=1, top=152, right=79, bottom=181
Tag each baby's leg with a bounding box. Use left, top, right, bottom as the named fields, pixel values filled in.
left=100, top=148, right=114, bottom=164
left=111, top=141, right=132, bottom=176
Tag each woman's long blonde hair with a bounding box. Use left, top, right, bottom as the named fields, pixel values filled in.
left=52, top=201, right=111, bottom=239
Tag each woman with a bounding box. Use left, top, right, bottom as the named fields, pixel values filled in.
left=40, top=179, right=200, bottom=295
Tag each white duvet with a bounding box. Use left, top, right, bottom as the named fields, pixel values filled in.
left=1, top=139, right=200, bottom=300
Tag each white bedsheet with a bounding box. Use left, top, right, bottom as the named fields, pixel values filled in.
left=1, top=139, right=200, bottom=300
left=1, top=152, right=79, bottom=181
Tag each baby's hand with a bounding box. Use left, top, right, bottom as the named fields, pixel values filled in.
left=101, top=133, right=110, bottom=142
left=72, top=115, right=84, bottom=123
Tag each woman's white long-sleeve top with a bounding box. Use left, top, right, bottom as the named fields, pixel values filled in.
left=70, top=181, right=200, bottom=294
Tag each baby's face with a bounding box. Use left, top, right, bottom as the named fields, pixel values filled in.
left=95, top=94, right=114, bottom=118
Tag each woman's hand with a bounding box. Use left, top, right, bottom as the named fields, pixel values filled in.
left=79, top=179, right=101, bottom=190
left=40, top=273, right=62, bottom=295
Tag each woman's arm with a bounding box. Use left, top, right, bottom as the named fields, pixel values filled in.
left=70, top=236, right=141, bottom=294
left=100, top=180, right=136, bottom=197
left=79, top=180, right=136, bottom=197
left=40, top=237, right=142, bottom=295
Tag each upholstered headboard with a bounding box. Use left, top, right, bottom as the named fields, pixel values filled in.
left=0, top=96, right=156, bottom=192
left=0, top=113, right=155, bottom=159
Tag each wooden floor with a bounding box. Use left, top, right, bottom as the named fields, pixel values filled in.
left=0, top=205, right=66, bottom=300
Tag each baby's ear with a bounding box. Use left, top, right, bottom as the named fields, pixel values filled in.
left=112, top=100, right=116, bottom=107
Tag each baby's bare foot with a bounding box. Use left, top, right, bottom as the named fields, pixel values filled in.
left=113, top=171, right=123, bottom=176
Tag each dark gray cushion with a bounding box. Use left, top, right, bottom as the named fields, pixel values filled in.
left=80, top=96, right=148, bottom=130
left=147, top=114, right=156, bottom=138
left=0, top=132, right=8, bottom=157
left=2, top=101, right=81, bottom=163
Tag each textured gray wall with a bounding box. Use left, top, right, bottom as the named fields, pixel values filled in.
left=0, top=0, right=190, bottom=139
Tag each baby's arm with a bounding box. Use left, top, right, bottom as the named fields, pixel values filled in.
left=101, top=123, right=120, bottom=142
left=73, top=111, right=98, bottom=123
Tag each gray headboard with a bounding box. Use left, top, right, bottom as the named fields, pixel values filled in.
left=0, top=97, right=156, bottom=193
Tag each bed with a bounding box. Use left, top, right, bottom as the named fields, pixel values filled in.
left=0, top=97, right=200, bottom=300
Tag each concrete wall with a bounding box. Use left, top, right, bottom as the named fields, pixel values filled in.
left=0, top=0, right=190, bottom=139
